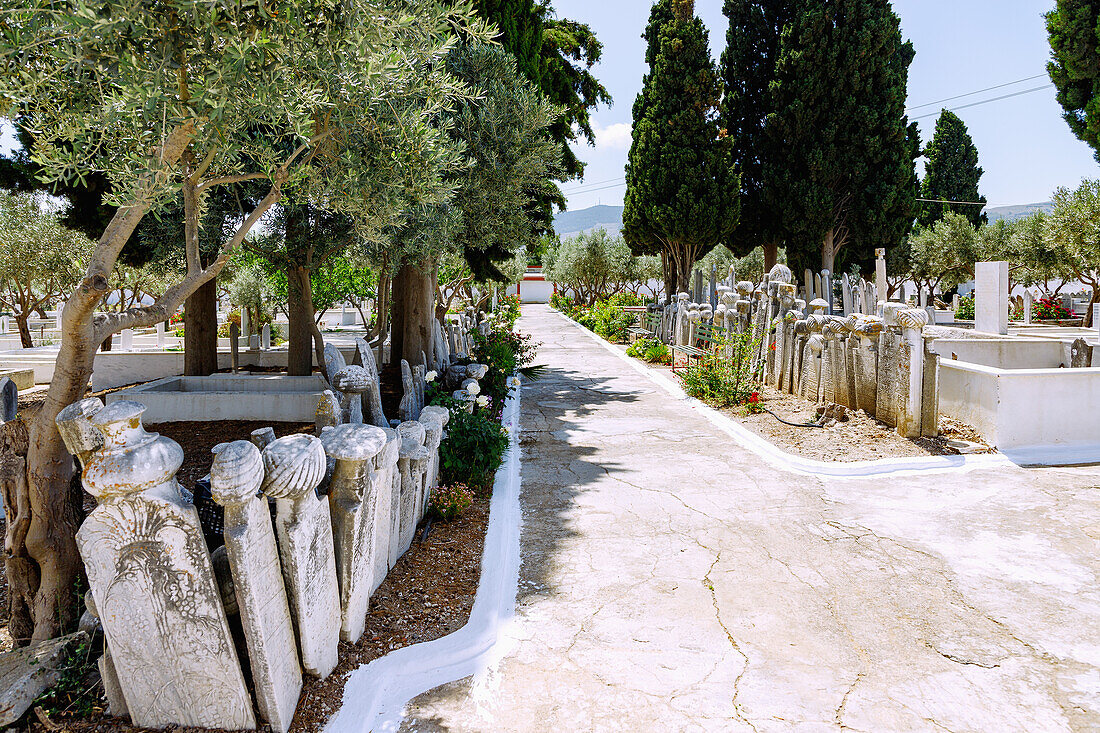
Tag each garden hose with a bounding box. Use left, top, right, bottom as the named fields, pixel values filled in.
left=763, top=406, right=826, bottom=429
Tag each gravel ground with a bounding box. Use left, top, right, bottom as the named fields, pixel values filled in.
left=727, top=385, right=992, bottom=462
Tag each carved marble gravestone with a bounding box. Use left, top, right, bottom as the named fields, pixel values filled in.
left=210, top=441, right=302, bottom=733
left=353, top=337, right=389, bottom=429
left=419, top=405, right=450, bottom=493
left=396, top=423, right=430, bottom=556
left=315, top=390, right=341, bottom=435
left=332, top=365, right=370, bottom=424
left=321, top=423, right=387, bottom=643
left=323, top=342, right=348, bottom=386
left=373, top=429, right=403, bottom=588
left=261, top=434, right=341, bottom=679
left=0, top=378, right=15, bottom=423
left=71, top=401, right=255, bottom=730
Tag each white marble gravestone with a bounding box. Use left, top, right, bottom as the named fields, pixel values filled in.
left=975, top=261, right=1009, bottom=335
left=73, top=401, right=255, bottom=730
left=211, top=441, right=302, bottom=733
left=322, top=424, right=387, bottom=643
left=353, top=337, right=389, bottom=428
left=118, top=329, right=134, bottom=351
left=261, top=434, right=341, bottom=679
left=373, top=429, right=403, bottom=589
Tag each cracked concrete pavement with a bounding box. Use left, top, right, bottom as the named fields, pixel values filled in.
left=399, top=305, right=1100, bottom=732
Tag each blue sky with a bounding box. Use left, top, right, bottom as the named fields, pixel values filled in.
left=555, top=0, right=1100, bottom=212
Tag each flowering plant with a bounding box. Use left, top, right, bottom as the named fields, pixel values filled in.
left=425, top=370, right=437, bottom=383
left=1033, top=297, right=1073, bottom=320
left=428, top=483, right=474, bottom=523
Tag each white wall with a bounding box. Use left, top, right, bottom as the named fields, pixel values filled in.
left=939, top=360, right=1100, bottom=455
left=931, top=339, right=1069, bottom=369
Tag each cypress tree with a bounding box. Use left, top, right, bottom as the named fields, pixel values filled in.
left=766, top=0, right=918, bottom=274
left=622, top=0, right=739, bottom=296
left=719, top=0, right=797, bottom=268
left=918, top=109, right=987, bottom=229
left=1047, top=0, right=1100, bottom=162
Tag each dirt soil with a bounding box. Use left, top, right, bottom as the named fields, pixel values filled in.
left=726, top=385, right=992, bottom=463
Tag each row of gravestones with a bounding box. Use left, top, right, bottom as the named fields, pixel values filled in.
left=665, top=264, right=938, bottom=438
left=55, top=379, right=452, bottom=730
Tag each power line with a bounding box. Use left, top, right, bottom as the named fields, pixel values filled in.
left=560, top=176, right=626, bottom=194
left=916, top=198, right=987, bottom=206
left=911, top=84, right=1054, bottom=121
left=562, top=180, right=627, bottom=196
left=906, top=73, right=1049, bottom=112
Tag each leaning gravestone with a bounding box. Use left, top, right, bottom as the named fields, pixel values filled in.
left=73, top=401, right=255, bottom=730
left=322, top=423, right=387, bottom=643
left=211, top=441, right=302, bottom=733
left=353, top=337, right=389, bottom=428
left=1071, top=338, right=1093, bottom=368
left=0, top=378, right=16, bottom=423
left=261, top=434, right=340, bottom=679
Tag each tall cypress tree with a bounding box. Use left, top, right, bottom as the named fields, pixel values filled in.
left=918, top=109, right=987, bottom=229
left=1047, top=0, right=1100, bottom=163
left=720, top=0, right=796, bottom=268
left=622, top=0, right=739, bottom=296
left=766, top=0, right=918, bottom=274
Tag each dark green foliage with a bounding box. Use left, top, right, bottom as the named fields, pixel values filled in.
left=474, top=0, right=611, bottom=228
left=720, top=0, right=797, bottom=257
left=766, top=0, right=918, bottom=274
left=623, top=0, right=739, bottom=293
left=439, top=408, right=510, bottom=492
left=918, top=110, right=987, bottom=229
left=0, top=118, right=115, bottom=242
left=1047, top=0, right=1100, bottom=162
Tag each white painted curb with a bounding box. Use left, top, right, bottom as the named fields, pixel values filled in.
left=556, top=310, right=1017, bottom=479
left=325, top=386, right=523, bottom=733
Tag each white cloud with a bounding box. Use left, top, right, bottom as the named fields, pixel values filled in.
left=593, top=122, right=632, bottom=151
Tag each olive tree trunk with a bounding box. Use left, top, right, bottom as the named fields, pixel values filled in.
left=286, top=265, right=315, bottom=376
left=390, top=257, right=436, bottom=367
left=183, top=278, right=218, bottom=375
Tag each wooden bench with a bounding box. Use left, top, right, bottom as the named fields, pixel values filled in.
left=627, top=312, right=660, bottom=342
left=672, top=322, right=725, bottom=373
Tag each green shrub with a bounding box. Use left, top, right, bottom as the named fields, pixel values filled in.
left=626, top=336, right=671, bottom=365
left=954, top=295, right=975, bottom=320
left=679, top=333, right=761, bottom=408
left=428, top=483, right=474, bottom=522
left=439, top=407, right=510, bottom=492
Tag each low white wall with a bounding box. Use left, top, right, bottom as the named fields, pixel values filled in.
left=931, top=339, right=1069, bottom=369
left=939, top=360, right=1100, bottom=451
left=0, top=346, right=357, bottom=389
left=108, top=375, right=329, bottom=422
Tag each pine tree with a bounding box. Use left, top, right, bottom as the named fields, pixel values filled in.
left=766, top=0, right=918, bottom=274
left=918, top=110, right=987, bottom=229
left=1047, top=0, right=1100, bottom=162
left=474, top=0, right=610, bottom=232
left=622, top=0, right=739, bottom=296
left=719, top=0, right=797, bottom=267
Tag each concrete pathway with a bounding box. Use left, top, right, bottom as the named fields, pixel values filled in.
left=401, top=305, right=1100, bottom=732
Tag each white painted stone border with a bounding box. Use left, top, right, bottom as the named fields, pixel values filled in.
left=324, top=385, right=522, bottom=733
left=556, top=309, right=1018, bottom=478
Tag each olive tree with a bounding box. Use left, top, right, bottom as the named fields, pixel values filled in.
left=1046, top=180, right=1100, bottom=326
left=0, top=0, right=482, bottom=642
left=0, top=191, right=93, bottom=348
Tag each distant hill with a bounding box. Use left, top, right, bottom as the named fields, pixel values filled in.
left=553, top=201, right=1052, bottom=235
left=553, top=205, right=623, bottom=237
left=985, top=201, right=1054, bottom=223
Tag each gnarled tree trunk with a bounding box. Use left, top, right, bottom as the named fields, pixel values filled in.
left=15, top=313, right=32, bottom=349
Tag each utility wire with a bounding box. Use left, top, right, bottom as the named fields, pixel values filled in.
left=560, top=177, right=626, bottom=195
left=911, top=84, right=1054, bottom=120
left=906, top=73, right=1049, bottom=112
